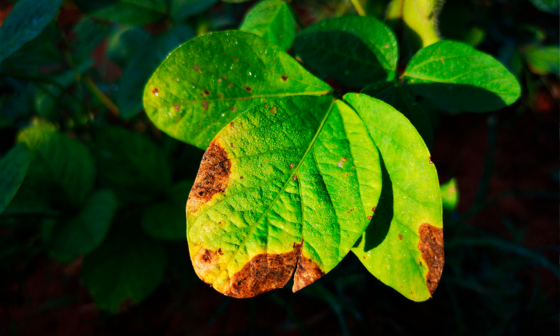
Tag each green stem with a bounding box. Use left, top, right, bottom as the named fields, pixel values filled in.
left=84, top=76, right=120, bottom=117
left=350, top=0, right=366, bottom=16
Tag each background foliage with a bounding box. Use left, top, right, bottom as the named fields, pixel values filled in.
left=0, top=0, right=558, bottom=335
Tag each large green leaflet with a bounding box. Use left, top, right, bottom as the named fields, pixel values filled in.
left=0, top=143, right=32, bottom=214
left=0, top=0, right=63, bottom=64
left=404, top=40, right=521, bottom=112
left=143, top=30, right=331, bottom=150
left=346, top=93, right=443, bottom=302
left=293, top=16, right=398, bottom=87
left=187, top=95, right=382, bottom=298
left=239, top=0, right=296, bottom=51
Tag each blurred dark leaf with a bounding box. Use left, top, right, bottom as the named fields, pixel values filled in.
left=107, top=26, right=151, bottom=68
left=529, top=0, right=560, bottom=14
left=74, top=0, right=167, bottom=26
left=71, top=17, right=113, bottom=62
left=117, top=24, right=195, bottom=119
left=0, top=143, right=31, bottom=214
left=0, top=0, right=64, bottom=64
left=523, top=45, right=560, bottom=76
left=94, top=126, right=172, bottom=203
left=45, top=190, right=117, bottom=259
left=17, top=123, right=96, bottom=207
left=169, top=0, right=219, bottom=22
left=169, top=179, right=193, bottom=204
left=240, top=0, right=297, bottom=51
left=83, top=227, right=167, bottom=313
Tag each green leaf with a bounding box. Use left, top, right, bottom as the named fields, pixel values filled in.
left=142, top=203, right=185, bottom=240
left=117, top=25, right=195, bottom=120
left=523, top=45, right=560, bottom=76
left=404, top=40, right=521, bottom=112
left=362, top=82, right=433, bottom=149
left=240, top=0, right=296, bottom=51
left=83, top=229, right=167, bottom=313
left=143, top=30, right=331, bottom=149
left=71, top=17, right=112, bottom=62
left=529, top=0, right=559, bottom=14
left=345, top=93, right=443, bottom=302
left=74, top=0, right=167, bottom=26
left=441, top=179, right=459, bottom=211
left=0, top=0, right=64, bottom=64
left=169, top=0, right=219, bottom=22
left=293, top=16, right=398, bottom=87
left=186, top=95, right=382, bottom=298
left=17, top=123, right=96, bottom=207
left=47, top=190, right=117, bottom=258
left=0, top=144, right=32, bottom=214
left=94, top=126, right=171, bottom=203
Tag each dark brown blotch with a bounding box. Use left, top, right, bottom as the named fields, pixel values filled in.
left=281, top=75, right=288, bottom=81
left=228, top=244, right=302, bottom=298
left=293, top=256, right=325, bottom=292
left=202, top=101, right=209, bottom=110
left=245, top=86, right=252, bottom=92
left=188, top=141, right=231, bottom=210
left=204, top=89, right=211, bottom=96
left=418, top=223, right=444, bottom=295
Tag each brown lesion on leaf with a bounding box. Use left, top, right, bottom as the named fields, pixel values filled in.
left=187, top=141, right=231, bottom=214
left=281, top=75, right=288, bottom=81
left=418, top=223, right=444, bottom=295
left=245, top=86, right=252, bottom=92
left=227, top=243, right=303, bottom=299
left=202, top=101, right=209, bottom=110
left=293, top=256, right=325, bottom=292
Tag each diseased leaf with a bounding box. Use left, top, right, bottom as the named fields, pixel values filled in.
left=0, top=0, right=64, bottom=64
left=83, top=229, right=167, bottom=313
left=0, top=144, right=32, bottom=214
left=74, top=0, right=167, bottom=26
left=186, top=95, right=382, bottom=298
left=346, top=93, right=443, bottom=302
left=17, top=123, right=96, bottom=207
left=404, top=40, right=521, bottom=112
left=362, top=82, right=433, bottom=149
left=47, top=190, right=117, bottom=258
left=118, top=25, right=195, bottom=119
left=293, top=16, right=398, bottom=87
left=441, top=178, right=459, bottom=211
left=169, top=0, right=219, bottom=22
left=240, top=0, right=296, bottom=51
left=143, top=30, right=331, bottom=149
left=94, top=126, right=171, bottom=203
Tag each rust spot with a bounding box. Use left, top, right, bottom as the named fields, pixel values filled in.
left=418, top=223, right=444, bottom=295
left=231, top=106, right=236, bottom=111
left=265, top=104, right=269, bottom=108
left=199, top=93, right=204, bottom=97
left=367, top=216, right=372, bottom=220
left=240, top=176, right=244, bottom=179
left=281, top=75, right=288, bottom=81
left=337, top=157, right=347, bottom=168
left=202, top=101, right=209, bottom=110
left=228, top=84, right=233, bottom=88
left=188, top=141, right=231, bottom=212
left=429, top=157, right=434, bottom=164
left=174, top=105, right=180, bottom=111
left=398, top=234, right=402, bottom=240
left=292, top=175, right=297, bottom=181
left=218, top=248, right=224, bottom=255
left=230, top=122, right=235, bottom=127
left=228, top=244, right=302, bottom=298
left=289, top=163, right=295, bottom=169
left=420, top=261, right=423, bottom=266
left=204, top=89, right=211, bottom=96
left=230, top=143, right=235, bottom=149
left=152, top=88, right=159, bottom=96
left=293, top=256, right=325, bottom=292
left=347, top=208, right=354, bottom=213
left=372, top=206, right=377, bottom=212
left=270, top=106, right=277, bottom=114
left=218, top=93, right=223, bottom=98
left=193, top=65, right=200, bottom=71
left=201, top=249, right=216, bottom=263
left=363, top=256, right=366, bottom=259
left=245, top=86, right=252, bottom=92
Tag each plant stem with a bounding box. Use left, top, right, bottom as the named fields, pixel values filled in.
left=350, top=0, right=366, bottom=16
left=83, top=76, right=120, bottom=117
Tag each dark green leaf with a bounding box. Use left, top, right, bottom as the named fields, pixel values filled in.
left=240, top=0, right=296, bottom=51
left=142, top=202, right=185, bottom=240
left=74, top=0, right=167, bottom=26
left=83, top=229, right=167, bottom=313
left=47, top=190, right=117, bottom=258
left=107, top=26, right=151, bottom=68
left=71, top=17, right=112, bottom=62
left=94, top=126, right=171, bottom=203
left=0, top=0, right=64, bottom=63
left=117, top=25, right=195, bottom=120
left=17, top=123, right=96, bottom=207
left=293, top=16, right=398, bottom=87
left=143, top=30, right=331, bottom=149
left=361, top=82, right=433, bottom=149
left=404, top=40, right=521, bottom=112
left=170, top=179, right=194, bottom=204
left=0, top=144, right=32, bottom=214
left=529, top=0, right=559, bottom=14
left=346, top=93, right=443, bottom=302
left=169, top=0, right=219, bottom=22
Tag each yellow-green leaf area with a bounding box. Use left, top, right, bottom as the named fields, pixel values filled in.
left=186, top=95, right=382, bottom=298
left=240, top=0, right=296, bottom=51
left=143, top=30, right=332, bottom=150
left=345, top=93, right=443, bottom=302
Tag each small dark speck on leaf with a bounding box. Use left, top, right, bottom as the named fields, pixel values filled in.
left=193, top=65, right=200, bottom=71
left=230, top=122, right=235, bottom=127
left=204, top=89, right=211, bottom=96
left=218, top=93, right=223, bottom=98
left=429, top=157, right=434, bottom=164
left=228, top=84, right=233, bottom=88
left=240, top=176, right=244, bottom=179
left=202, top=101, right=209, bottom=110
left=199, top=191, right=204, bottom=196
left=348, top=208, right=354, bottom=213
left=218, top=248, right=224, bottom=255
left=281, top=75, right=288, bottom=81
left=398, top=234, right=403, bottom=240
left=289, top=163, right=295, bottom=169
left=292, top=175, right=297, bottom=181
left=367, top=216, right=372, bottom=220
left=363, top=256, right=366, bottom=259
left=174, top=105, right=180, bottom=111
left=420, top=261, right=423, bottom=266
left=232, top=106, right=236, bottom=111
left=245, top=86, right=252, bottom=92
left=199, top=93, right=204, bottom=97
left=152, top=88, right=159, bottom=96
left=271, top=106, right=277, bottom=114
left=230, top=143, right=235, bottom=149
left=372, top=206, right=377, bottom=212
